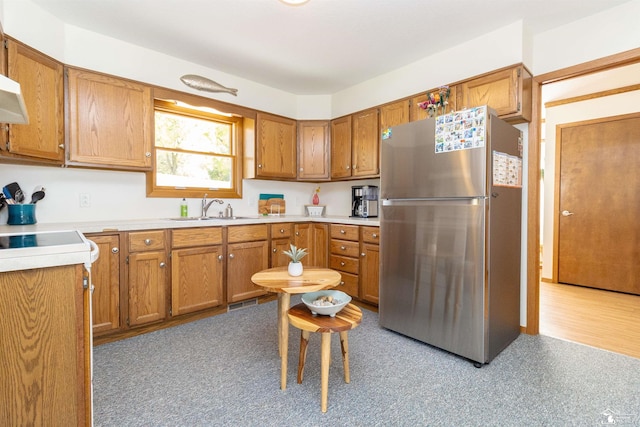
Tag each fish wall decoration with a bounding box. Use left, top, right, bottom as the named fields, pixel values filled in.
left=180, top=74, right=238, bottom=96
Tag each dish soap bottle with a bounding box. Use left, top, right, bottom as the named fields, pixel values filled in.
left=180, top=198, right=188, bottom=217
left=225, top=204, right=233, bottom=218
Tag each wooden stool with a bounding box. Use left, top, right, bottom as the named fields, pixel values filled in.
left=287, top=302, right=362, bottom=412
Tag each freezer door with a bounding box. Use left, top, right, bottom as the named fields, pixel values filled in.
left=379, top=198, right=487, bottom=362
left=381, top=119, right=487, bottom=199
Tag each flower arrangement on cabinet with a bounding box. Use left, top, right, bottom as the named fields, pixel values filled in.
left=418, top=85, right=451, bottom=117
left=312, top=186, right=321, bottom=205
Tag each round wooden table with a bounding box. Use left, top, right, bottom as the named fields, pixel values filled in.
left=250, top=266, right=342, bottom=390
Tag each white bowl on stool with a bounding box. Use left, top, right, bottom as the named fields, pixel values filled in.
left=301, top=290, right=351, bottom=317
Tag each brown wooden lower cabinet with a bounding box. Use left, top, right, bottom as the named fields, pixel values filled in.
left=89, top=234, right=121, bottom=336
left=227, top=224, right=269, bottom=303
left=0, top=264, right=91, bottom=426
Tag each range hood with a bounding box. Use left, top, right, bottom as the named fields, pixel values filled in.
left=0, top=74, right=29, bottom=124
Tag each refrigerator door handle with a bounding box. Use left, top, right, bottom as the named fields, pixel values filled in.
left=382, top=197, right=486, bottom=206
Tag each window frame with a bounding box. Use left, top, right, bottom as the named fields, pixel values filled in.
left=146, top=93, right=244, bottom=199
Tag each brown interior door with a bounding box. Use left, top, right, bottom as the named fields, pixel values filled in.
left=556, top=113, right=640, bottom=295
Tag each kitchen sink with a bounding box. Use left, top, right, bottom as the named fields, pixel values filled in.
left=168, top=216, right=252, bottom=221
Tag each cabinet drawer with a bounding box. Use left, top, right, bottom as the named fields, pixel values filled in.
left=270, top=223, right=292, bottom=239
left=330, top=239, right=359, bottom=257
left=171, top=227, right=223, bottom=248
left=128, top=230, right=166, bottom=252
left=330, top=254, right=359, bottom=275
left=227, top=224, right=268, bottom=243
left=330, top=224, right=359, bottom=241
left=361, top=226, right=380, bottom=244
left=337, top=271, right=359, bottom=298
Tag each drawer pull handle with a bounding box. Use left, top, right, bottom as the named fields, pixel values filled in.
left=218, top=255, right=224, bottom=261
left=111, top=247, right=119, bottom=254
left=279, top=229, right=285, bottom=233
left=372, top=233, right=378, bottom=238
left=273, top=248, right=277, bottom=253
left=229, top=253, right=235, bottom=259
left=340, top=281, right=345, bottom=285
left=340, top=262, right=345, bottom=266
left=340, top=229, right=346, bottom=234
left=144, top=239, right=151, bottom=245
left=159, top=262, right=166, bottom=268
left=361, top=253, right=365, bottom=257
left=340, top=246, right=346, bottom=250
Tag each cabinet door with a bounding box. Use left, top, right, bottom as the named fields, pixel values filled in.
left=380, top=100, right=409, bottom=133
left=271, top=238, right=293, bottom=268
left=5, top=39, right=64, bottom=162
left=351, top=108, right=379, bottom=177
left=256, top=112, right=297, bottom=179
left=330, top=115, right=353, bottom=179
left=227, top=241, right=269, bottom=302
left=298, top=120, right=329, bottom=180
left=458, top=66, right=531, bottom=123
left=171, top=246, right=224, bottom=316
left=128, top=251, right=167, bottom=326
left=311, top=223, right=328, bottom=268
left=360, top=242, right=380, bottom=304
left=294, top=222, right=312, bottom=267
left=89, top=234, right=121, bottom=335
left=66, top=67, right=153, bottom=170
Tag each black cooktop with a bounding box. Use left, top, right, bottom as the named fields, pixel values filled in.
left=0, top=231, right=84, bottom=249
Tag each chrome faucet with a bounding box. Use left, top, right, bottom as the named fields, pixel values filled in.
left=201, top=194, right=224, bottom=217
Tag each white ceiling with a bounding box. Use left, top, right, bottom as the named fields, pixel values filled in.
left=30, top=0, right=630, bottom=95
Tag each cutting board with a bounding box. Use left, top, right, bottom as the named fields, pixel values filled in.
left=258, top=193, right=285, bottom=215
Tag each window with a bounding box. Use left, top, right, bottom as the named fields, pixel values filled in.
left=146, top=98, right=243, bottom=198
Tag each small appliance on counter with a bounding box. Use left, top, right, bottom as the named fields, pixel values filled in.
left=351, top=185, right=378, bottom=218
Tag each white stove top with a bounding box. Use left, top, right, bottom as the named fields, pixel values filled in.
left=0, top=230, right=97, bottom=272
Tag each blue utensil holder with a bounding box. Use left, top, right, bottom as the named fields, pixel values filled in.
left=7, top=204, right=37, bottom=225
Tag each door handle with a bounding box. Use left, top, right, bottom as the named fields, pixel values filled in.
left=562, top=210, right=574, bottom=217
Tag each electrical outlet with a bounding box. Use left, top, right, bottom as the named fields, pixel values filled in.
left=79, top=193, right=91, bottom=208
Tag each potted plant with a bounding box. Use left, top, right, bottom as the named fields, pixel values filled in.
left=283, top=244, right=308, bottom=276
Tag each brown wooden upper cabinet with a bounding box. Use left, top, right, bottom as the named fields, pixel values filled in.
left=255, top=112, right=297, bottom=179
left=457, top=65, right=532, bottom=124
left=351, top=107, right=380, bottom=177
left=66, top=67, right=153, bottom=170
left=297, top=120, right=330, bottom=181
left=380, top=100, right=410, bottom=132
left=330, top=115, right=352, bottom=179
left=3, top=38, right=64, bottom=163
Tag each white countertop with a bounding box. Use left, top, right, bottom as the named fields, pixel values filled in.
left=0, top=215, right=379, bottom=234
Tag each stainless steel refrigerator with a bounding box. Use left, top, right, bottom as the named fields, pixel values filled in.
left=379, top=106, right=522, bottom=365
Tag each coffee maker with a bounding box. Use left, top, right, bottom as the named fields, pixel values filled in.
left=351, top=185, right=379, bottom=218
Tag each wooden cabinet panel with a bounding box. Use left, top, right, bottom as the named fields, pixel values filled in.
left=128, top=230, right=166, bottom=252
left=294, top=222, right=312, bottom=267
left=4, top=38, right=64, bottom=163
left=127, top=250, right=167, bottom=326
left=171, top=245, right=224, bottom=316
left=330, top=254, right=359, bottom=275
left=228, top=224, right=268, bottom=243
left=171, top=227, right=223, bottom=248
left=227, top=240, right=269, bottom=302
left=458, top=65, right=531, bottom=123
left=360, top=242, right=380, bottom=304
left=339, top=271, right=359, bottom=298
left=298, top=120, right=330, bottom=180
left=0, top=264, right=89, bottom=425
left=270, top=223, right=292, bottom=239
left=351, top=108, right=379, bottom=177
left=271, top=237, right=293, bottom=268
left=256, top=112, right=297, bottom=179
left=311, top=223, right=328, bottom=268
left=361, top=226, right=380, bottom=244
left=330, top=115, right=352, bottom=179
left=330, top=239, right=360, bottom=258
left=89, top=234, right=121, bottom=336
left=330, top=224, right=359, bottom=241
left=66, top=67, right=153, bottom=170
left=380, top=99, right=409, bottom=132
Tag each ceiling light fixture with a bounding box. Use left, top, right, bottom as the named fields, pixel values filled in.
left=279, top=0, right=310, bottom=6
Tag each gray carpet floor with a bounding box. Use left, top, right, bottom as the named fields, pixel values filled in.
left=93, top=296, right=640, bottom=426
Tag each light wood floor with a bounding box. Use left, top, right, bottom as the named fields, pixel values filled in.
left=539, top=281, right=640, bottom=359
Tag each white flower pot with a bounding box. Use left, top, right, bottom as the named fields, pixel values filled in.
left=288, top=261, right=303, bottom=277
